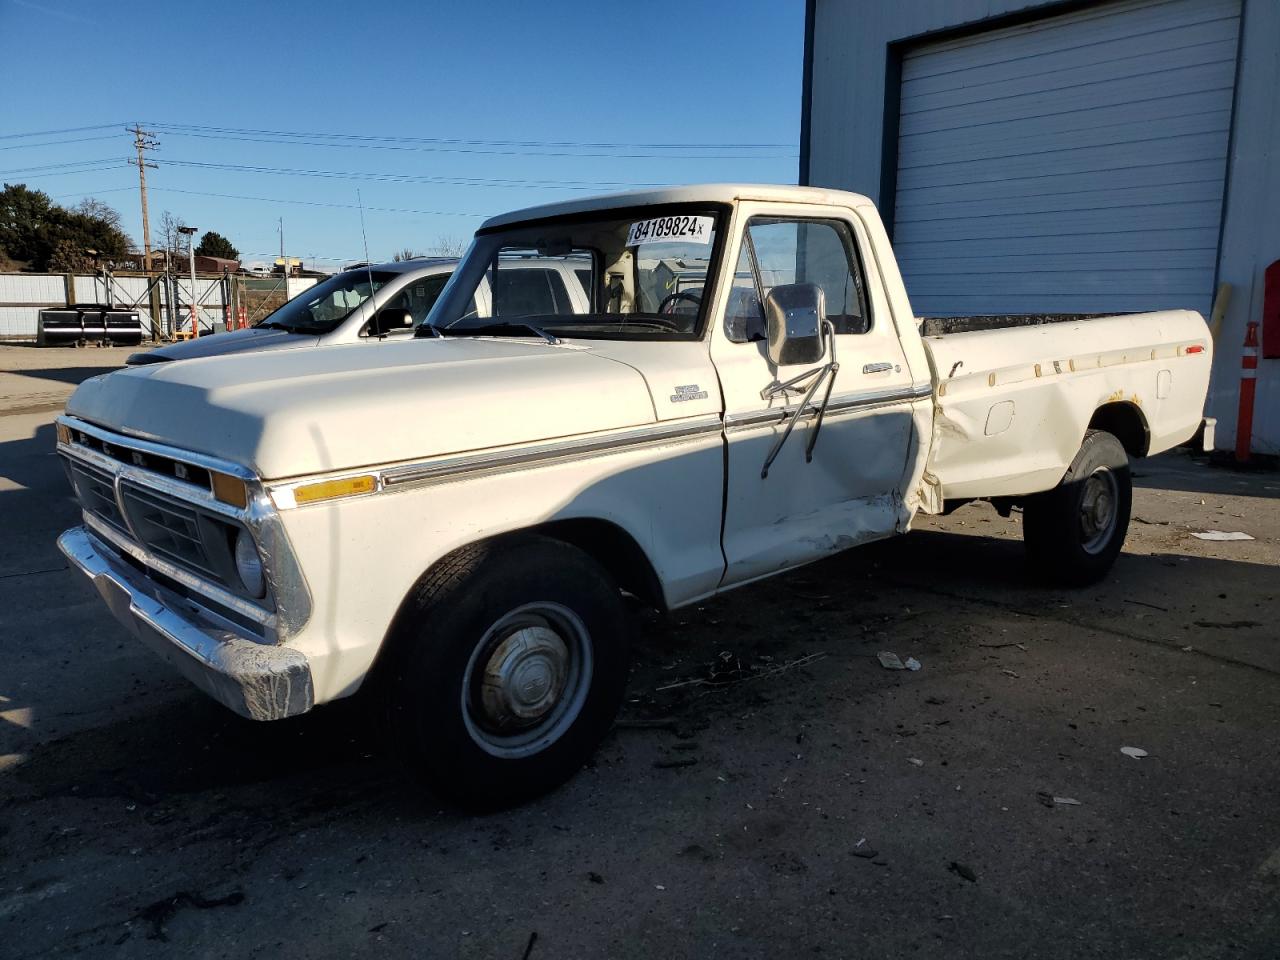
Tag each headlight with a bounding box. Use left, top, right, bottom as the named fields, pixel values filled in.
left=234, top=529, right=266, bottom=598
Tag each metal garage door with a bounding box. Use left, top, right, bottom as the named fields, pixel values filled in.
left=892, top=0, right=1240, bottom=317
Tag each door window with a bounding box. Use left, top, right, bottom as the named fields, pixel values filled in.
left=726, top=218, right=870, bottom=343
left=383, top=273, right=450, bottom=326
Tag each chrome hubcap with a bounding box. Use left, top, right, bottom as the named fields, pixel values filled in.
left=479, top=626, right=569, bottom=728
left=461, top=602, right=593, bottom=759
left=1079, top=468, right=1119, bottom=554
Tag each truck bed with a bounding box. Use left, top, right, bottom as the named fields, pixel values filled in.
left=919, top=310, right=1212, bottom=502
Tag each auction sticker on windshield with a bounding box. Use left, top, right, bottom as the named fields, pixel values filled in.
left=627, top=215, right=713, bottom=246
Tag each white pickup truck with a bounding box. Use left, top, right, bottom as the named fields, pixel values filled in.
left=56, top=184, right=1212, bottom=808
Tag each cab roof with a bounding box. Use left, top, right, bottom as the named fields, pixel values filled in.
left=478, top=183, right=873, bottom=231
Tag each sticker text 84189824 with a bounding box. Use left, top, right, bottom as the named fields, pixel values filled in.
left=626, top=215, right=713, bottom=247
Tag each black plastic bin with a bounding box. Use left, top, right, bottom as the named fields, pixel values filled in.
left=36, top=305, right=143, bottom=347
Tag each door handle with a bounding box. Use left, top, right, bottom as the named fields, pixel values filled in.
left=862, top=361, right=894, bottom=374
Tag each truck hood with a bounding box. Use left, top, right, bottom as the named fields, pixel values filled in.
left=67, top=338, right=657, bottom=479
left=129, top=327, right=320, bottom=365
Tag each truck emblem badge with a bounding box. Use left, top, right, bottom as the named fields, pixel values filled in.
left=671, top=384, right=708, bottom=403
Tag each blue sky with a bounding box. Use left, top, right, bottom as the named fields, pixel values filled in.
left=0, top=0, right=803, bottom=269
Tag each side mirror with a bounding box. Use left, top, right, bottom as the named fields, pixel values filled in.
left=764, top=283, right=826, bottom=367
left=371, top=307, right=414, bottom=336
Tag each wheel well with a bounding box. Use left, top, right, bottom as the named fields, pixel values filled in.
left=1089, top=402, right=1149, bottom=458
left=531, top=518, right=667, bottom=612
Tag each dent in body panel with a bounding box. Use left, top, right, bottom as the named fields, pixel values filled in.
left=733, top=492, right=905, bottom=580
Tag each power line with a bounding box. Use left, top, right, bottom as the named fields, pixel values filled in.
left=151, top=186, right=488, bottom=218
left=0, top=122, right=124, bottom=141
left=0, top=134, right=122, bottom=151
left=155, top=157, right=672, bottom=190
left=53, top=185, right=136, bottom=199
left=155, top=128, right=795, bottom=161
left=0, top=160, right=127, bottom=176
left=148, top=121, right=794, bottom=152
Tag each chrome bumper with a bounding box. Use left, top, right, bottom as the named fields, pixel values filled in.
left=58, top=525, right=314, bottom=721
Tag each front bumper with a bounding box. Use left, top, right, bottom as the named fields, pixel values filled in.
left=59, top=525, right=314, bottom=721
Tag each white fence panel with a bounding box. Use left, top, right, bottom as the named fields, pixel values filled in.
left=0, top=273, right=65, bottom=304
left=0, top=306, right=40, bottom=339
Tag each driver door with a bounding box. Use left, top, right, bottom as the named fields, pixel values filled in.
left=711, top=203, right=920, bottom=587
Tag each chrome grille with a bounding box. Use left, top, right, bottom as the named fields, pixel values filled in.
left=119, top=483, right=220, bottom=579
left=67, top=460, right=128, bottom=533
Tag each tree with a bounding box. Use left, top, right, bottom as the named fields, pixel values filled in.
left=158, top=210, right=190, bottom=259
left=74, top=198, right=131, bottom=243
left=0, top=183, right=58, bottom=266
left=195, top=230, right=239, bottom=260
left=431, top=234, right=467, bottom=257
left=392, top=248, right=421, bottom=262
left=0, top=184, right=131, bottom=272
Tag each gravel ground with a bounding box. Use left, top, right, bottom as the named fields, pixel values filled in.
left=2, top=344, right=1278, bottom=958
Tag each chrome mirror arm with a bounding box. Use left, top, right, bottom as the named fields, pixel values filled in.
left=760, top=322, right=839, bottom=479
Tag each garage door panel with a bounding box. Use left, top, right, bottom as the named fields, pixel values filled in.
left=892, top=0, right=1239, bottom=317
left=894, top=159, right=1228, bottom=209
left=903, top=0, right=1239, bottom=81
left=897, top=131, right=1228, bottom=191
left=896, top=230, right=1221, bottom=260
left=899, top=59, right=1236, bottom=136
left=902, top=36, right=1237, bottom=116
left=907, top=267, right=1216, bottom=296
left=900, top=248, right=1217, bottom=276
left=896, top=179, right=1227, bottom=225
left=899, top=105, right=1231, bottom=170
left=899, top=88, right=1233, bottom=144
left=903, top=15, right=1238, bottom=98
left=896, top=202, right=1222, bottom=242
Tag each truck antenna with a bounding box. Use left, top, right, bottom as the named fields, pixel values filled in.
left=356, top=189, right=380, bottom=332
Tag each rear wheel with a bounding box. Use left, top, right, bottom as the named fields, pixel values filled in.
left=380, top=535, right=630, bottom=810
left=1023, top=429, right=1132, bottom=586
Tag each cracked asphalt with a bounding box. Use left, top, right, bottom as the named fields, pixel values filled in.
left=2, top=345, right=1278, bottom=958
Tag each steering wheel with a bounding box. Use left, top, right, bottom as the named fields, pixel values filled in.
left=657, top=290, right=702, bottom=316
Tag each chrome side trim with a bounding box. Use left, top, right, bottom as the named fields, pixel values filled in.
left=377, top=415, right=724, bottom=490
left=725, top=382, right=930, bottom=432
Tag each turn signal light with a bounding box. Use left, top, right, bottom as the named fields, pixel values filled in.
left=211, top=471, right=249, bottom=508
left=55, top=422, right=72, bottom=445
left=293, top=474, right=377, bottom=505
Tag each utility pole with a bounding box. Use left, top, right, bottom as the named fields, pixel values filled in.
left=278, top=217, right=286, bottom=281
left=128, top=124, right=159, bottom=267
left=178, top=225, right=198, bottom=338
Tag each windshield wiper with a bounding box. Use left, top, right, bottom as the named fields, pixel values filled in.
left=438, top=322, right=562, bottom=345
left=255, top=321, right=313, bottom=334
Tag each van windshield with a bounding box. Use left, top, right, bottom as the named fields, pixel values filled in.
left=424, top=206, right=726, bottom=341
left=257, top=270, right=396, bottom=334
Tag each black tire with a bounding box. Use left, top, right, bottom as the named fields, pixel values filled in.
left=1022, top=429, right=1132, bottom=587
left=379, top=534, right=630, bottom=810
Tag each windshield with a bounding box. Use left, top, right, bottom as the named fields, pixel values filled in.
left=424, top=205, right=726, bottom=341
left=257, top=269, right=396, bottom=334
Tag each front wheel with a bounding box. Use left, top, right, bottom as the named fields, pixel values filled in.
left=380, top=535, right=630, bottom=810
left=1022, top=429, right=1132, bottom=586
